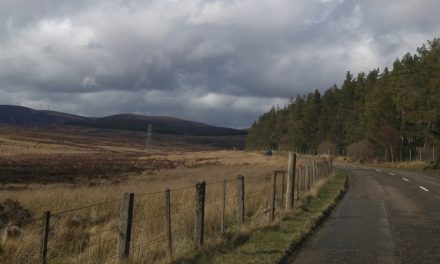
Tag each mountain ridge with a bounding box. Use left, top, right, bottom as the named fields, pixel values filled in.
left=0, top=105, right=246, bottom=136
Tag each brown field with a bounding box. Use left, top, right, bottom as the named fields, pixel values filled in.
left=0, top=126, right=315, bottom=263
left=0, top=126, right=245, bottom=184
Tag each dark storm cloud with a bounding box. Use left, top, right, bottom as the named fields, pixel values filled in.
left=0, top=0, right=439, bottom=128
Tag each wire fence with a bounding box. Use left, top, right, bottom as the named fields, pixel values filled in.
left=0, top=154, right=333, bottom=264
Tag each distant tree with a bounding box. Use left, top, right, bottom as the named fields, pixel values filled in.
left=245, top=38, right=440, bottom=160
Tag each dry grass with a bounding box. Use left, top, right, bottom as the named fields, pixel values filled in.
left=0, top=149, right=307, bottom=263
left=0, top=127, right=331, bottom=263
left=378, top=161, right=429, bottom=170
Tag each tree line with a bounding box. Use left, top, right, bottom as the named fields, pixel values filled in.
left=246, top=38, right=440, bottom=161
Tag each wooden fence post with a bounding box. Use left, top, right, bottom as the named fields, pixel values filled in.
left=325, top=160, right=329, bottom=177
left=307, top=164, right=312, bottom=191
left=221, top=180, right=226, bottom=233
left=236, top=175, right=245, bottom=226
left=280, top=171, right=285, bottom=210
left=330, top=159, right=333, bottom=174
left=285, top=152, right=296, bottom=211
left=303, top=166, right=307, bottom=192
left=269, top=172, right=276, bottom=222
left=118, top=192, right=134, bottom=260
left=194, top=181, right=206, bottom=247
left=165, top=189, right=172, bottom=259
left=304, top=164, right=308, bottom=192
left=41, top=211, right=50, bottom=264
left=327, top=159, right=333, bottom=176
left=317, top=162, right=321, bottom=180
left=295, top=168, right=301, bottom=201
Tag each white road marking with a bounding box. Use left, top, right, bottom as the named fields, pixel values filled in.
left=376, top=169, right=381, bottom=172
left=402, top=178, right=410, bottom=182
left=388, top=172, right=395, bottom=176
left=419, top=186, right=429, bottom=192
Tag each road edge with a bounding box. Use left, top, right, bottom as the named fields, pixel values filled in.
left=278, top=171, right=348, bottom=263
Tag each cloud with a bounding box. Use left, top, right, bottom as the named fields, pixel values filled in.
left=0, top=0, right=439, bottom=128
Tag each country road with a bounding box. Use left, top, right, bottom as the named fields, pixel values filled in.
left=290, top=163, right=440, bottom=264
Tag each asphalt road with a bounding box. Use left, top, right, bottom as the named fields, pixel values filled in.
left=290, top=163, right=440, bottom=264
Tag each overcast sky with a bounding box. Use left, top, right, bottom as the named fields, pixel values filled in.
left=0, top=0, right=439, bottom=128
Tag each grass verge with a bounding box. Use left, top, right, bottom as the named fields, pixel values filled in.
left=182, top=171, right=347, bottom=264
left=336, top=157, right=440, bottom=177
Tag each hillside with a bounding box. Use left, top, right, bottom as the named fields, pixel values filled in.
left=0, top=105, right=246, bottom=136
left=0, top=105, right=87, bottom=126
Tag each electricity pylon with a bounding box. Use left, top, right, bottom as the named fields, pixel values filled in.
left=145, top=124, right=152, bottom=152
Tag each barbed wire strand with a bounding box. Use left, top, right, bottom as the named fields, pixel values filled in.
left=51, top=198, right=122, bottom=217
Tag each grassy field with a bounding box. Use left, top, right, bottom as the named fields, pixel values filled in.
left=1, top=126, right=314, bottom=263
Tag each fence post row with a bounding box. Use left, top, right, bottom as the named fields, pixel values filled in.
left=236, top=175, right=245, bottom=226
left=118, top=192, right=134, bottom=261
left=194, top=181, right=206, bottom=248
left=269, top=172, right=276, bottom=222
left=286, top=152, right=296, bottom=211
left=41, top=211, right=51, bottom=264
left=34, top=152, right=339, bottom=264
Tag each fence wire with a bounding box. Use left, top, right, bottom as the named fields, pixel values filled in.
left=2, top=156, right=333, bottom=264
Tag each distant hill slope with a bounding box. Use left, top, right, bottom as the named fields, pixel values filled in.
left=0, top=105, right=87, bottom=126
left=0, top=105, right=246, bottom=136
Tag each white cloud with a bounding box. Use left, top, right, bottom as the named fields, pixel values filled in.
left=0, top=0, right=439, bottom=127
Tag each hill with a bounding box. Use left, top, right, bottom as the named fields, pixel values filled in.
left=0, top=105, right=87, bottom=126
left=0, top=105, right=246, bottom=136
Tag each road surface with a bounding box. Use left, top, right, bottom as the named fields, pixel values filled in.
left=290, top=163, right=440, bottom=264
